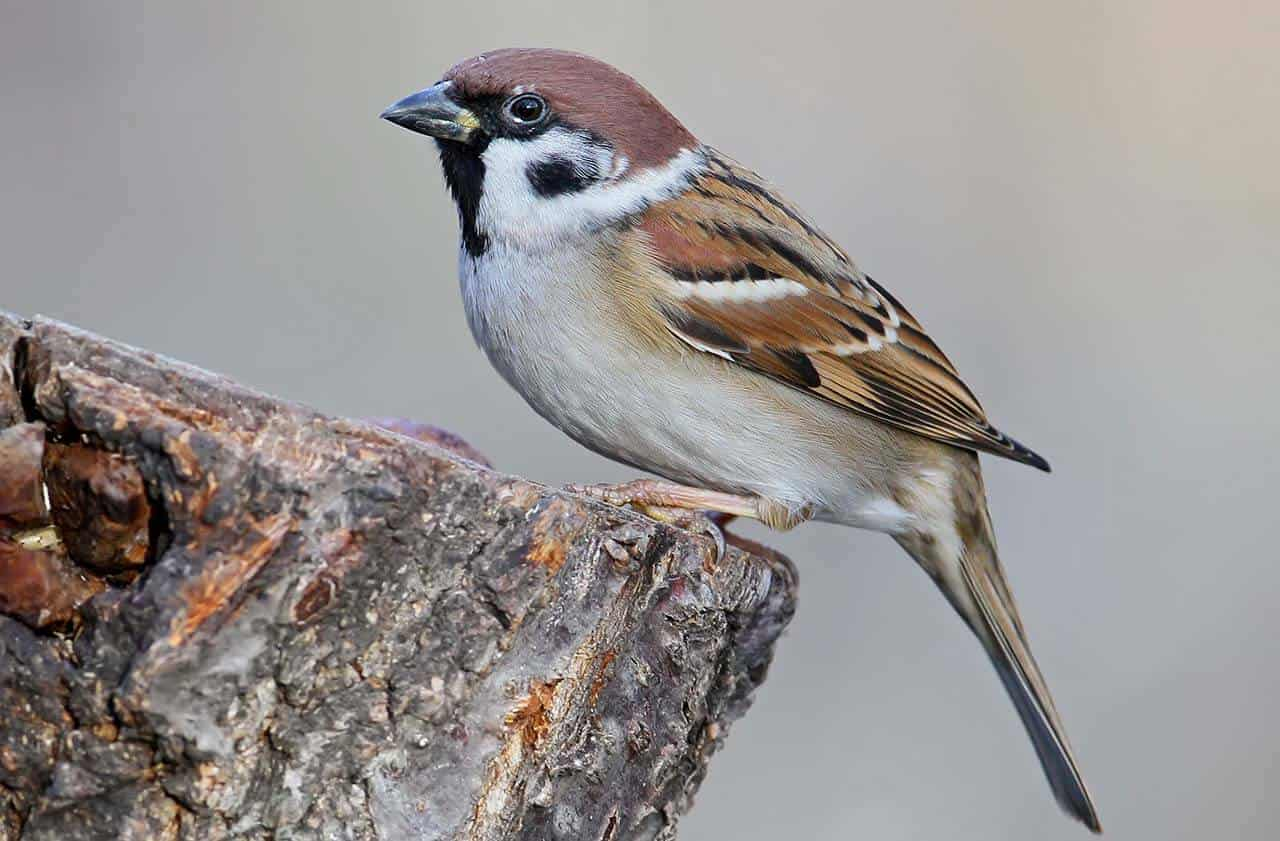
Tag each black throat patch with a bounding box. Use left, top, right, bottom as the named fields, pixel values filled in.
left=436, top=139, right=488, bottom=258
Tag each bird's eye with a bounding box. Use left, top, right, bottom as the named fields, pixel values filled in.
left=505, top=94, right=547, bottom=125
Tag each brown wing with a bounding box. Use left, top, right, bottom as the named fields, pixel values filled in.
left=641, top=149, right=1049, bottom=471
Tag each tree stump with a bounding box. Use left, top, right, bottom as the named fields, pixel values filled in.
left=0, top=313, right=797, bottom=841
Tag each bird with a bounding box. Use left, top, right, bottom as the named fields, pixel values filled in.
left=381, top=48, right=1100, bottom=832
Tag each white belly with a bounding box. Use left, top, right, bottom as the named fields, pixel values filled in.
left=458, top=243, right=919, bottom=533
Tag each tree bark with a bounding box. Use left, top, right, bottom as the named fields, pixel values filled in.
left=0, top=313, right=797, bottom=841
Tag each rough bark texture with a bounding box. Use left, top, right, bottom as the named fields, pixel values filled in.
left=0, top=313, right=797, bottom=841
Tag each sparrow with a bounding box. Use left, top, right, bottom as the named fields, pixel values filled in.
left=382, top=48, right=1100, bottom=832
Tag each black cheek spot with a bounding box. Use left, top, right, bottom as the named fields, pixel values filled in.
left=526, top=156, right=594, bottom=197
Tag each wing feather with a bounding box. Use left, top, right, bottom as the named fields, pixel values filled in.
left=641, top=149, right=1049, bottom=471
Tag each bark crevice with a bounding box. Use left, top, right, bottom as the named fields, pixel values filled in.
left=0, top=312, right=797, bottom=841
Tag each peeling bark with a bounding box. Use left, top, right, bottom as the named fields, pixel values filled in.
left=0, top=313, right=797, bottom=841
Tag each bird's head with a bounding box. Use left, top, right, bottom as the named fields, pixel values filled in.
left=381, top=49, right=705, bottom=255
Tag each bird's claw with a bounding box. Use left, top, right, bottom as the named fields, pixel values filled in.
left=637, top=504, right=727, bottom=563
left=566, top=483, right=726, bottom=562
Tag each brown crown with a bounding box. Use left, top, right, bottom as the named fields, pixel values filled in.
left=444, top=48, right=698, bottom=168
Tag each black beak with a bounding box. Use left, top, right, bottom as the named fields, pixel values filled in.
left=380, top=81, right=480, bottom=143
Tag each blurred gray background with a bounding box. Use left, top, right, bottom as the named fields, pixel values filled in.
left=2, top=2, right=1277, bottom=838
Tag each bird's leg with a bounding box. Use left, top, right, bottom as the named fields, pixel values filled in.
left=568, top=479, right=745, bottom=560
left=569, top=479, right=758, bottom=518
left=567, top=479, right=814, bottom=560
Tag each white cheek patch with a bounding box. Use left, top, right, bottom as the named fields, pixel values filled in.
left=477, top=129, right=705, bottom=250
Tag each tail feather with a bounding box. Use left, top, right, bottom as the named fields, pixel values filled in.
left=955, top=550, right=1102, bottom=833
left=899, top=459, right=1101, bottom=832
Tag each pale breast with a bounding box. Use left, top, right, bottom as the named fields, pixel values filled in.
left=460, top=240, right=677, bottom=466
left=457, top=240, right=921, bottom=527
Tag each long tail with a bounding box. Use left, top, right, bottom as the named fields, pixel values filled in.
left=899, top=460, right=1101, bottom=833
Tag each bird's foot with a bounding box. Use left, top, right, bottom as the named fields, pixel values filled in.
left=566, top=479, right=758, bottom=562
left=634, top=504, right=727, bottom=562
left=567, top=479, right=814, bottom=560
